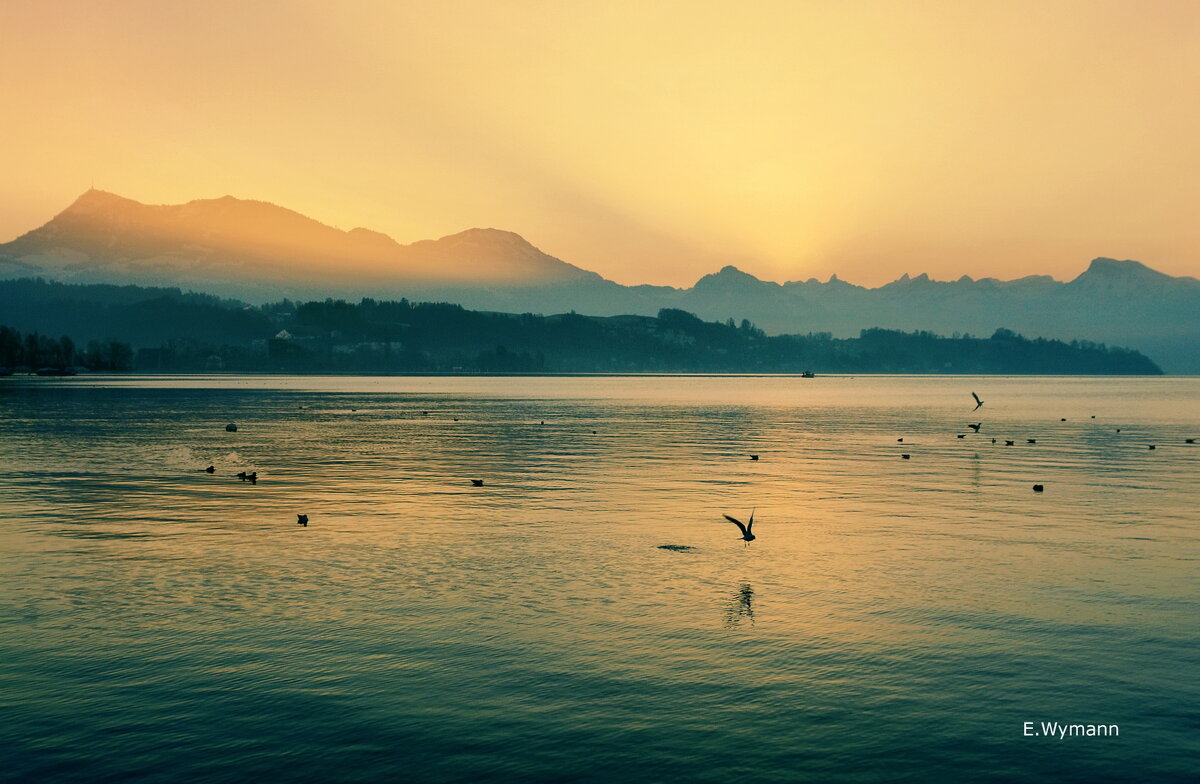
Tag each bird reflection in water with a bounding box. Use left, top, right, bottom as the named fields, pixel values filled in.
left=723, top=583, right=755, bottom=628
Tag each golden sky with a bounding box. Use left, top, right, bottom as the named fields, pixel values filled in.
left=3, top=0, right=1199, bottom=286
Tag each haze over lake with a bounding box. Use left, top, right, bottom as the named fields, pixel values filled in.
left=1, top=374, right=1197, bottom=783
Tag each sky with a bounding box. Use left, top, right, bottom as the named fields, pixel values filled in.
left=2, top=0, right=1200, bottom=287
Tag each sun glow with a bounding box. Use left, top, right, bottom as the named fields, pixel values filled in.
left=3, top=0, right=1200, bottom=286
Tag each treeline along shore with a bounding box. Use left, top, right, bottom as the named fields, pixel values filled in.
left=0, top=326, right=133, bottom=373
left=0, top=278, right=1163, bottom=375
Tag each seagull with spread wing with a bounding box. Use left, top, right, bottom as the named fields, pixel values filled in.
left=971, top=392, right=984, bottom=411
left=723, top=509, right=757, bottom=544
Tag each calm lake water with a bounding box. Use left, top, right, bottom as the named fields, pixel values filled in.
left=1, top=374, right=1197, bottom=783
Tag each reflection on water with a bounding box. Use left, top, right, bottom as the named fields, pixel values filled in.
left=0, top=374, right=1197, bottom=783
left=723, top=583, right=755, bottom=628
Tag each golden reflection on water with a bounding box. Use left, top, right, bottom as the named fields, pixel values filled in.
left=0, top=375, right=1197, bottom=783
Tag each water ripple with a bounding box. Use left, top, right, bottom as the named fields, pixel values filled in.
left=0, top=375, right=1197, bottom=783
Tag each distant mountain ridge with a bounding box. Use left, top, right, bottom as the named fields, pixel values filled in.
left=2, top=190, right=1198, bottom=370
left=0, top=189, right=603, bottom=289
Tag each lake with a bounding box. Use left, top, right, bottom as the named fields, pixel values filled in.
left=1, top=374, right=1196, bottom=782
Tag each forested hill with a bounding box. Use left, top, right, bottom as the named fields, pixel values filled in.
left=268, top=302, right=1160, bottom=374
left=0, top=279, right=1162, bottom=374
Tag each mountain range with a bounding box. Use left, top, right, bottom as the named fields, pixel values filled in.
left=2, top=189, right=1197, bottom=371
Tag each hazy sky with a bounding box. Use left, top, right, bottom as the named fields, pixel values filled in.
left=3, top=0, right=1200, bottom=286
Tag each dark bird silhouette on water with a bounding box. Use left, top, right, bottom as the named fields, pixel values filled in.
left=1005, top=440, right=1015, bottom=446
left=971, top=392, right=984, bottom=411
left=991, top=438, right=997, bottom=444
left=897, top=438, right=904, bottom=443
left=471, top=479, right=484, bottom=487
left=1032, top=484, right=1044, bottom=493
left=957, top=434, right=966, bottom=439
left=237, top=471, right=257, bottom=483
left=901, top=453, right=911, bottom=459
left=723, top=510, right=756, bottom=544
left=1187, top=439, right=1196, bottom=444
left=1061, top=418, right=1067, bottom=422
left=968, top=423, right=982, bottom=433
left=749, top=454, right=759, bottom=461
left=204, top=465, right=215, bottom=473
left=297, top=514, right=308, bottom=526
left=225, top=423, right=238, bottom=432
left=1148, top=445, right=1156, bottom=450
left=1027, top=439, right=1037, bottom=444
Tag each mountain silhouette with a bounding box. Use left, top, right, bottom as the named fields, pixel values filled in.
left=2, top=190, right=1198, bottom=370
left=0, top=189, right=600, bottom=293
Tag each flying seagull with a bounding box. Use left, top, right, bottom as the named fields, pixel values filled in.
left=723, top=509, right=757, bottom=544
left=968, top=423, right=982, bottom=433
left=971, top=392, right=984, bottom=411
